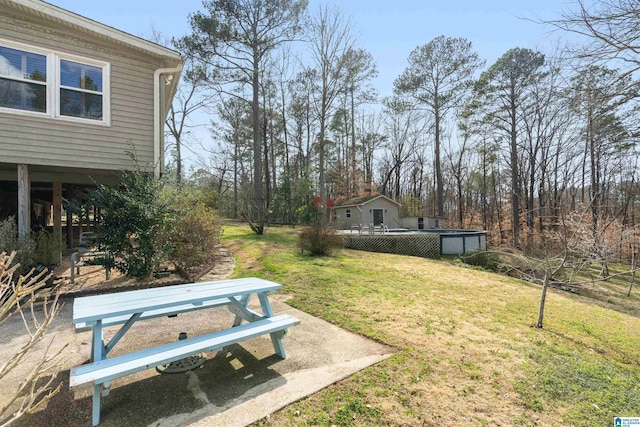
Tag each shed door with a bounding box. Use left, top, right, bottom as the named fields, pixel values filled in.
left=373, top=209, right=383, bottom=226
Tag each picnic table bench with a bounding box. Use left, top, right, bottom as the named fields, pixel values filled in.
left=70, top=232, right=109, bottom=284
left=69, top=278, right=299, bottom=426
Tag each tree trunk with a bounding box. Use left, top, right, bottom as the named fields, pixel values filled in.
left=535, top=271, right=550, bottom=328
left=233, top=130, right=239, bottom=219
left=629, top=246, right=636, bottom=297
left=251, top=56, right=264, bottom=234
left=510, top=96, right=520, bottom=249
left=175, top=135, right=182, bottom=185
left=350, top=79, right=357, bottom=197
left=435, top=108, right=444, bottom=218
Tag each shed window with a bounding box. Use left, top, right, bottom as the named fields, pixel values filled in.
left=346, top=209, right=351, bottom=218
left=0, top=39, right=110, bottom=124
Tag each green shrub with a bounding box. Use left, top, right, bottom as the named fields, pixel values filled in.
left=298, top=222, right=344, bottom=256
left=32, top=230, right=64, bottom=266
left=0, top=217, right=36, bottom=273
left=90, top=155, right=168, bottom=279
left=294, top=204, right=317, bottom=225
left=161, top=188, right=223, bottom=280
left=88, top=152, right=226, bottom=279
left=0, top=217, right=17, bottom=253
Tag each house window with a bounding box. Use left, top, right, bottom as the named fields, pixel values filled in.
left=0, top=46, right=47, bottom=113
left=0, top=39, right=109, bottom=124
left=59, top=59, right=104, bottom=120
left=346, top=209, right=351, bottom=218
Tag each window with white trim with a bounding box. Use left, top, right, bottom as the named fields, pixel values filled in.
left=0, top=46, right=47, bottom=113
left=59, top=59, right=104, bottom=120
left=346, top=209, right=351, bottom=218
left=0, top=39, right=109, bottom=124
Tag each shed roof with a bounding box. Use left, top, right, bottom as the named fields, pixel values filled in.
left=336, top=194, right=401, bottom=208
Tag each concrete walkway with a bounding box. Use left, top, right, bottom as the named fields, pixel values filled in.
left=4, top=293, right=392, bottom=426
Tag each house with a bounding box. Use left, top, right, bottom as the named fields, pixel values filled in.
left=0, top=0, right=183, bottom=241
left=334, top=195, right=402, bottom=229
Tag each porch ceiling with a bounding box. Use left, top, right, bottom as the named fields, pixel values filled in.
left=0, top=163, right=121, bottom=186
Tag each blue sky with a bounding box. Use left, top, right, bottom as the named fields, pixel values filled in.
left=49, top=0, right=587, bottom=97
left=47, top=0, right=590, bottom=167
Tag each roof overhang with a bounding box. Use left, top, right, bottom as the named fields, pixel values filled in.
left=4, top=0, right=182, bottom=61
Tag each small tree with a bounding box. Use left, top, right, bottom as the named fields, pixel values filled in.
left=0, top=252, right=64, bottom=424
left=461, top=206, right=638, bottom=329
left=0, top=218, right=35, bottom=275
left=91, top=154, right=169, bottom=279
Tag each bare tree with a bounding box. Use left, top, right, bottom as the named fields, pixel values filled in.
left=307, top=5, right=355, bottom=212
left=177, top=0, right=308, bottom=234
left=209, top=96, right=253, bottom=219
left=0, top=252, right=65, bottom=425
left=476, top=48, right=546, bottom=249
left=379, top=97, right=429, bottom=199
left=165, top=64, right=214, bottom=184
left=569, top=65, right=635, bottom=251
left=342, top=48, right=378, bottom=196
left=149, top=28, right=214, bottom=185
left=394, top=36, right=484, bottom=217
left=549, top=0, right=640, bottom=80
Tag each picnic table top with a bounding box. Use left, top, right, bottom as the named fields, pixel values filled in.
left=73, top=277, right=283, bottom=325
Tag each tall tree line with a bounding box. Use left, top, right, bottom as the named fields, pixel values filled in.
left=166, top=0, right=639, bottom=260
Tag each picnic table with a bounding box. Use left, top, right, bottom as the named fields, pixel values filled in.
left=70, top=278, right=299, bottom=426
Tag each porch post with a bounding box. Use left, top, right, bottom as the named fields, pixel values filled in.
left=53, top=182, right=62, bottom=235
left=17, top=164, right=30, bottom=238
left=53, top=182, right=63, bottom=263
left=66, top=185, right=74, bottom=248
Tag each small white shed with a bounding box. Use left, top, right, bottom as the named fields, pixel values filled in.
left=334, top=195, right=402, bottom=229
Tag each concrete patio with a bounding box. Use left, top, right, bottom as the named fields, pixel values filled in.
left=2, top=293, right=392, bottom=426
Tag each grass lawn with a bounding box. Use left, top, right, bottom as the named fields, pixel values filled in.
left=222, top=223, right=640, bottom=426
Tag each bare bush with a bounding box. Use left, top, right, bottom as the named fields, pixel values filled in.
left=0, top=252, right=65, bottom=425
left=298, top=223, right=344, bottom=256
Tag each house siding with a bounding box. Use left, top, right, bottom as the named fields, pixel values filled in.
left=0, top=10, right=176, bottom=172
